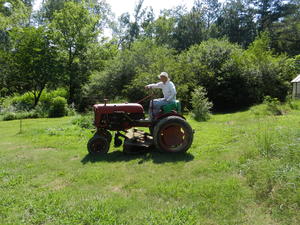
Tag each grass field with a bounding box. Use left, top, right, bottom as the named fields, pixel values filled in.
left=1, top=104, right=300, bottom=224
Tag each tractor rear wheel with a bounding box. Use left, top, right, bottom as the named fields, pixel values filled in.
left=87, top=133, right=111, bottom=155
left=153, top=116, right=193, bottom=153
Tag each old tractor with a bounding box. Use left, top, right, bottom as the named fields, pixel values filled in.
left=87, top=98, right=194, bottom=154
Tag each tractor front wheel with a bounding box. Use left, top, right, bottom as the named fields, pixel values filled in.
left=87, top=133, right=110, bottom=155
left=153, top=116, right=193, bottom=153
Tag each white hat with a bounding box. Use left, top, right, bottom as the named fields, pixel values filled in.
left=158, top=72, right=169, bottom=79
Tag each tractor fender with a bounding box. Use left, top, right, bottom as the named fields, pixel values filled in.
left=155, top=112, right=185, bottom=121
left=150, top=112, right=185, bottom=132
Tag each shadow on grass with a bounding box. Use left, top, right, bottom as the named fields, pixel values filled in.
left=81, top=149, right=194, bottom=165
left=212, top=105, right=251, bottom=115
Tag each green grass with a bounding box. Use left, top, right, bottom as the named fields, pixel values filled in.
left=1, top=103, right=300, bottom=224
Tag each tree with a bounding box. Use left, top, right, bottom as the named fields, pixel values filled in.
left=6, top=26, right=61, bottom=107
left=37, top=0, right=113, bottom=29
left=0, top=0, right=29, bottom=50
left=268, top=0, right=300, bottom=55
left=172, top=6, right=206, bottom=51
left=114, top=0, right=155, bottom=48
left=149, top=5, right=207, bottom=51
left=215, top=0, right=257, bottom=47
left=150, top=14, right=176, bottom=48
left=0, top=0, right=28, bottom=30
left=50, top=1, right=99, bottom=104
left=84, top=40, right=177, bottom=105
left=194, top=0, right=221, bottom=30
left=242, top=32, right=296, bottom=101
left=250, top=0, right=298, bottom=31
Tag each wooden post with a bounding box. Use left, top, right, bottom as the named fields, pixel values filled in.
left=292, top=83, right=297, bottom=99
left=296, top=82, right=298, bottom=99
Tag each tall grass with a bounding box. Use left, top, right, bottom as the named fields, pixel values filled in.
left=239, top=114, right=300, bottom=224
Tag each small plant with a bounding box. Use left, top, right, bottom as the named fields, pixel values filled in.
left=190, top=86, right=213, bottom=121
left=263, top=96, right=282, bottom=115
left=71, top=114, right=94, bottom=129
left=49, top=96, right=67, bottom=118
left=67, top=102, right=77, bottom=116
left=255, top=127, right=277, bottom=158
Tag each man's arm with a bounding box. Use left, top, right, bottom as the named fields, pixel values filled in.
left=145, top=82, right=163, bottom=89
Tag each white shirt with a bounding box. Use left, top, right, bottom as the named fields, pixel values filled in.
left=147, top=80, right=177, bottom=102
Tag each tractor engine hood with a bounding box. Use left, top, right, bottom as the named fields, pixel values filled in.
left=93, top=103, right=144, bottom=114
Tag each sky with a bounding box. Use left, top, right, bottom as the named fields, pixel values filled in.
left=33, top=0, right=194, bottom=17
left=32, top=0, right=210, bottom=38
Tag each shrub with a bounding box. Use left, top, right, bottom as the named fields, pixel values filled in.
left=177, top=39, right=248, bottom=109
left=49, top=96, right=67, bottom=118
left=2, top=110, right=40, bottom=121
left=38, top=88, right=68, bottom=113
left=190, top=86, right=213, bottom=121
left=286, top=95, right=300, bottom=110
left=263, top=96, right=282, bottom=115
left=2, top=112, right=17, bottom=121
left=8, top=93, right=35, bottom=111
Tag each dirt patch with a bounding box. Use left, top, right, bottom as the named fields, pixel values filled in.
left=34, top=147, right=58, bottom=151
left=70, top=155, right=80, bottom=161
left=111, top=186, right=122, bottom=193
left=45, top=178, right=69, bottom=191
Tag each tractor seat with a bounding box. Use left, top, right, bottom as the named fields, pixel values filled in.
left=161, top=100, right=181, bottom=113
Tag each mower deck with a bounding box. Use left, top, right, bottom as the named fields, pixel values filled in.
left=123, top=128, right=154, bottom=154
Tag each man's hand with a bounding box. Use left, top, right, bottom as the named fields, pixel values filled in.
left=145, top=85, right=151, bottom=89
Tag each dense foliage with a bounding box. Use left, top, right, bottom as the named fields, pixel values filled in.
left=1, top=0, right=300, bottom=116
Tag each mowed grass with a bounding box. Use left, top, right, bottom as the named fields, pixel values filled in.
left=1, top=104, right=300, bottom=224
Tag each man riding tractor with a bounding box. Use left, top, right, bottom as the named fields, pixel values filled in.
left=87, top=72, right=194, bottom=154
left=145, top=72, right=177, bottom=121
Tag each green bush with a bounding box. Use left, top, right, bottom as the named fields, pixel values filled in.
left=0, top=88, right=70, bottom=117
left=175, top=36, right=296, bottom=110
left=286, top=96, right=300, bottom=110
left=263, top=96, right=283, bottom=115
left=49, top=96, right=67, bottom=118
left=8, top=93, right=35, bottom=111
left=2, top=110, right=39, bottom=121
left=190, top=86, right=213, bottom=121
left=2, top=112, right=17, bottom=121
left=38, top=88, right=68, bottom=113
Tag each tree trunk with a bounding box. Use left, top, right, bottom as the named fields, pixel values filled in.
left=68, top=47, right=75, bottom=104
left=33, top=85, right=45, bottom=108
left=69, top=81, right=75, bottom=104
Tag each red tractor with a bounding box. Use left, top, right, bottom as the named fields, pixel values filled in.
left=87, top=98, right=194, bottom=154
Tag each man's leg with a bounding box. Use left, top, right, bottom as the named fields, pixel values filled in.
left=148, top=100, right=153, bottom=120
left=151, top=98, right=168, bottom=119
